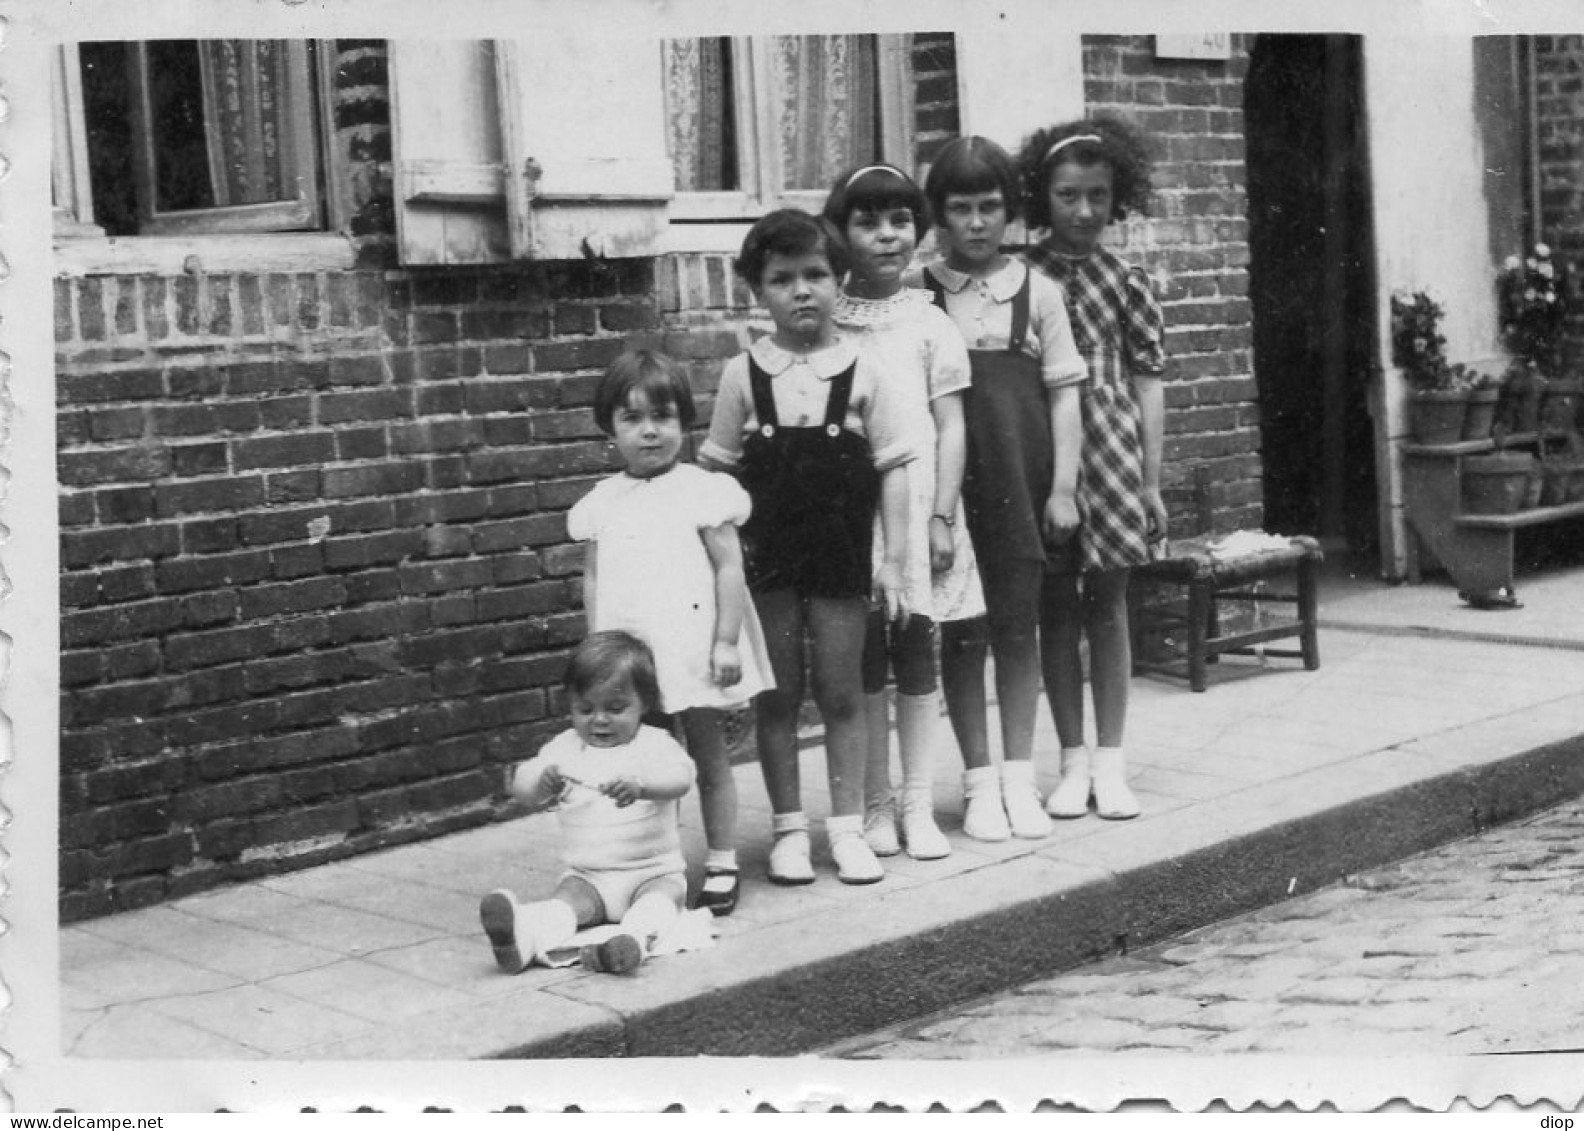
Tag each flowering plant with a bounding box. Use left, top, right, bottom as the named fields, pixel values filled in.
left=1391, top=291, right=1476, bottom=391
left=1498, top=242, right=1568, bottom=374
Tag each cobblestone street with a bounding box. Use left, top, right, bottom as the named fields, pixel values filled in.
left=826, top=799, right=1584, bottom=1059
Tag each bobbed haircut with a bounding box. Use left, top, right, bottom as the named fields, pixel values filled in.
left=733, top=208, right=851, bottom=290
left=593, top=348, right=696, bottom=434
left=564, top=630, right=660, bottom=714
left=924, top=136, right=1024, bottom=224
left=821, top=163, right=929, bottom=241
left=1019, top=114, right=1153, bottom=229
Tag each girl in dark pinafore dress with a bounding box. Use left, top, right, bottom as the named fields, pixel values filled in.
left=1020, top=116, right=1167, bottom=821
left=908, top=136, right=1088, bottom=841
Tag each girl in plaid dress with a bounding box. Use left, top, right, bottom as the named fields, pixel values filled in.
left=1020, top=116, right=1166, bottom=821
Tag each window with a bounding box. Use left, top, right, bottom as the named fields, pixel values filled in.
left=59, top=40, right=334, bottom=238
left=661, top=34, right=915, bottom=220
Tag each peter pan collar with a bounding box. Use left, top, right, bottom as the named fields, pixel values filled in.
left=928, top=257, right=1027, bottom=303
left=750, top=334, right=859, bottom=380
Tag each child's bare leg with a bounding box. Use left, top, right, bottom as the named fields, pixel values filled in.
left=753, top=588, right=806, bottom=814
left=1084, top=568, right=1140, bottom=819
left=754, top=588, right=816, bottom=883
left=681, top=708, right=737, bottom=854
left=1041, top=569, right=1094, bottom=818
left=806, top=595, right=870, bottom=818
left=809, top=596, right=883, bottom=883
left=1040, top=571, right=1087, bottom=749
left=584, top=875, right=687, bottom=976
left=682, top=707, right=742, bottom=912
left=984, top=558, right=1050, bottom=837
left=984, top=559, right=1042, bottom=763
left=941, top=616, right=1009, bottom=841
left=1083, top=568, right=1132, bottom=748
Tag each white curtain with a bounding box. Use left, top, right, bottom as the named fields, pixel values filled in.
left=664, top=35, right=881, bottom=198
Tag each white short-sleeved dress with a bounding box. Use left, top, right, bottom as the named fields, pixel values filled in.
left=833, top=288, right=986, bottom=623
left=567, top=462, right=774, bottom=712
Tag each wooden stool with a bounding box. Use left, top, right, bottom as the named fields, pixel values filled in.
left=1128, top=534, right=1324, bottom=692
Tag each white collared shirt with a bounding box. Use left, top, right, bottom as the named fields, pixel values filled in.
left=908, top=259, right=1088, bottom=390
left=699, top=334, right=916, bottom=472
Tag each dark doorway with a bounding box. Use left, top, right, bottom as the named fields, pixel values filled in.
left=1245, top=35, right=1379, bottom=560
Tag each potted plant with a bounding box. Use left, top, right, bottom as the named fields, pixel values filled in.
left=1392, top=290, right=1474, bottom=444
left=1498, top=242, right=1575, bottom=432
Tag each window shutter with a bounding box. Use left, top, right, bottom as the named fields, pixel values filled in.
left=389, top=40, right=511, bottom=265
left=390, top=37, right=673, bottom=265
left=494, top=35, right=673, bottom=259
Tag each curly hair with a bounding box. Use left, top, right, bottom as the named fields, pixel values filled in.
left=821, top=163, right=930, bottom=241
left=1019, top=114, right=1153, bottom=229
left=734, top=208, right=851, bottom=290
left=924, top=135, right=1023, bottom=224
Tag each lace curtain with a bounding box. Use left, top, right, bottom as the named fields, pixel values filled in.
left=197, top=40, right=291, bottom=207
left=772, top=35, right=879, bottom=192
left=664, top=35, right=881, bottom=198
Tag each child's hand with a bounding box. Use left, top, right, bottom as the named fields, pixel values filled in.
left=928, top=516, right=956, bottom=574
left=874, top=562, right=907, bottom=623
left=1141, top=486, right=1168, bottom=544
left=712, top=640, right=742, bottom=688
left=600, top=776, right=644, bottom=807
left=1043, top=491, right=1080, bottom=546
left=539, top=763, right=566, bottom=796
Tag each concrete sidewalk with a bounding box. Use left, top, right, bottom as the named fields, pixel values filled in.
left=58, top=560, right=1584, bottom=1060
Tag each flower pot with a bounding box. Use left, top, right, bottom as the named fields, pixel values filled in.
left=1461, top=452, right=1537, bottom=515
left=1462, top=386, right=1501, bottom=441
left=1540, top=376, right=1582, bottom=434
left=1409, top=388, right=1470, bottom=445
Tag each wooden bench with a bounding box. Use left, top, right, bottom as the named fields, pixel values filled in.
left=1401, top=433, right=1584, bottom=600
left=1128, top=534, right=1324, bottom=692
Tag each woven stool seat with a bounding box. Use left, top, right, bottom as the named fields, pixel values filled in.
left=1129, top=533, right=1323, bottom=691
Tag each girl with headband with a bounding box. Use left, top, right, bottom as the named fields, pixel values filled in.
left=1019, top=116, right=1166, bottom=821
left=821, top=163, right=979, bottom=861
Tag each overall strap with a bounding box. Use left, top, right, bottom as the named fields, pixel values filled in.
left=1007, top=266, right=1031, bottom=356
left=824, top=361, right=858, bottom=431
left=747, top=356, right=780, bottom=430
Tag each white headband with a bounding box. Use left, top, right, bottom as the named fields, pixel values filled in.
left=845, top=164, right=906, bottom=189
left=1043, top=134, right=1103, bottom=165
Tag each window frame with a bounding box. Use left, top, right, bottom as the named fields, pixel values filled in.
left=53, top=39, right=352, bottom=274
left=666, top=33, right=915, bottom=224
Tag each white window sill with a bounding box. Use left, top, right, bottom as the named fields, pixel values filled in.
left=54, top=233, right=358, bottom=278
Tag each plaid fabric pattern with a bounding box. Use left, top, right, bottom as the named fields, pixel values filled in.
left=1024, top=243, right=1165, bottom=572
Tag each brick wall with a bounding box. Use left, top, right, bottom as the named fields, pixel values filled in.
left=55, top=259, right=710, bottom=920
left=1082, top=35, right=1262, bottom=534
left=1533, top=36, right=1584, bottom=372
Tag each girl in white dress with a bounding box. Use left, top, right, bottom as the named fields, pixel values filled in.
left=823, top=164, right=983, bottom=860
left=567, top=349, right=774, bottom=915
